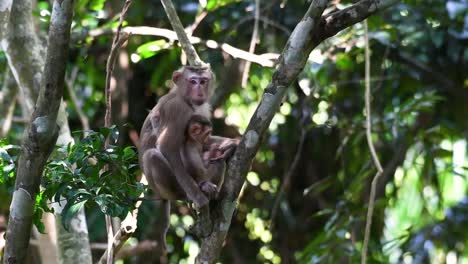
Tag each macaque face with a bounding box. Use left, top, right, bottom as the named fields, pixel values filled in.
left=173, top=68, right=212, bottom=106
left=186, top=72, right=210, bottom=105
left=189, top=122, right=212, bottom=144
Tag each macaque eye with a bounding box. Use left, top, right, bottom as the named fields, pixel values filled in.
left=200, top=79, right=207, bottom=85
left=190, top=79, right=197, bottom=85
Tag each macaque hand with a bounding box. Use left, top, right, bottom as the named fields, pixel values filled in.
left=210, top=143, right=237, bottom=162
left=199, top=181, right=218, bottom=199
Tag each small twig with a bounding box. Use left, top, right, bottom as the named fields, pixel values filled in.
left=65, top=67, right=90, bottom=132
left=229, top=15, right=291, bottom=36
left=160, top=0, right=203, bottom=66
left=103, top=1, right=132, bottom=263
left=241, top=0, right=260, bottom=87
left=189, top=10, right=208, bottom=33
left=270, top=126, right=306, bottom=226
left=98, top=176, right=147, bottom=264
left=361, top=20, right=384, bottom=264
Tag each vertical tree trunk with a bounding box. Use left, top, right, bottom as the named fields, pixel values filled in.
left=54, top=105, right=93, bottom=264
left=1, top=0, right=92, bottom=262
left=3, top=0, right=76, bottom=263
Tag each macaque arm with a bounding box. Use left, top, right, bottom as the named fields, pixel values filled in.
left=159, top=97, right=209, bottom=208
left=183, top=143, right=209, bottom=183
left=206, top=136, right=239, bottom=161
left=206, top=161, right=225, bottom=192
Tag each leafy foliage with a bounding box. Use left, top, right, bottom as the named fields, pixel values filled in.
left=40, top=127, right=144, bottom=229
left=0, top=140, right=20, bottom=208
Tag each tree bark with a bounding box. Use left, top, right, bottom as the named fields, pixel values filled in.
left=1, top=0, right=93, bottom=262
left=196, top=0, right=400, bottom=262
left=0, top=69, right=18, bottom=137
left=2, top=0, right=76, bottom=263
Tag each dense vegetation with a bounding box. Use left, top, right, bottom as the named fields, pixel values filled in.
left=0, top=0, right=467, bottom=263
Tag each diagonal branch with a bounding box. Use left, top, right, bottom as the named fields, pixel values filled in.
left=160, top=0, right=203, bottom=66
left=197, top=0, right=401, bottom=262
left=196, top=1, right=329, bottom=262
left=322, top=0, right=399, bottom=39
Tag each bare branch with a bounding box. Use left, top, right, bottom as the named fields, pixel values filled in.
left=98, top=177, right=147, bottom=264
left=241, top=0, right=260, bottom=87
left=322, top=0, right=399, bottom=39
left=65, top=67, right=90, bottom=132
left=0, top=68, right=18, bottom=137
left=115, top=240, right=158, bottom=260
left=87, top=26, right=278, bottom=67
left=361, top=20, right=384, bottom=264
left=103, top=1, right=132, bottom=263
left=160, top=0, right=203, bottom=66
left=271, top=126, right=307, bottom=224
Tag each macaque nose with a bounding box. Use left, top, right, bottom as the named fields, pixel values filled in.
left=197, top=87, right=204, bottom=96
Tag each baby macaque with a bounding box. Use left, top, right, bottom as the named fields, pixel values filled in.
left=182, top=115, right=221, bottom=199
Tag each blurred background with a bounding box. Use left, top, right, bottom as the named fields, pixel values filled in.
left=0, top=0, right=467, bottom=263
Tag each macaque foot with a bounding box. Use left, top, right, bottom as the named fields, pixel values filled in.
left=189, top=217, right=213, bottom=238
left=199, top=181, right=218, bottom=199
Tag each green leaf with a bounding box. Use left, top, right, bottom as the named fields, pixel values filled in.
left=61, top=200, right=87, bottom=230
left=136, top=40, right=168, bottom=59
left=89, top=0, right=105, bottom=11
left=206, top=0, right=240, bottom=11
left=33, top=208, right=46, bottom=234
left=335, top=53, right=353, bottom=71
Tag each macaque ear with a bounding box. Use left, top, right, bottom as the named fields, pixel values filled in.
left=172, top=70, right=182, bottom=84
left=190, top=124, right=202, bottom=135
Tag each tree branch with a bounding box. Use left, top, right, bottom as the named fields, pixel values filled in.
left=322, top=0, right=399, bottom=39
left=160, top=0, right=203, bottom=66
left=0, top=0, right=43, bottom=114
left=97, top=177, right=146, bottom=264
left=86, top=26, right=278, bottom=67
left=3, top=0, right=74, bottom=262
left=241, top=0, right=260, bottom=87
left=196, top=0, right=401, bottom=262
left=0, top=68, right=18, bottom=137
left=65, top=67, right=90, bottom=132
left=361, top=20, right=384, bottom=264
left=196, top=1, right=329, bottom=262
left=102, top=1, right=132, bottom=263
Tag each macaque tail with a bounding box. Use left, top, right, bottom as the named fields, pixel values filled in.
left=160, top=200, right=171, bottom=251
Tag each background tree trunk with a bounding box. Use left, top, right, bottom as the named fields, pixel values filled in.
left=1, top=0, right=92, bottom=263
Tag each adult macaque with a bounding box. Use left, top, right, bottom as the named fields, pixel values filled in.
left=139, top=66, right=237, bottom=249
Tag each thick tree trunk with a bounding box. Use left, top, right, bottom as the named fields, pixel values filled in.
left=1, top=0, right=92, bottom=262
left=2, top=0, right=76, bottom=263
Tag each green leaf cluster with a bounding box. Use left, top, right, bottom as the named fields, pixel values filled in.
left=40, top=127, right=144, bottom=230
